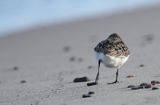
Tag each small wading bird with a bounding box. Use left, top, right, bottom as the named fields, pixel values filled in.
left=87, top=33, right=130, bottom=86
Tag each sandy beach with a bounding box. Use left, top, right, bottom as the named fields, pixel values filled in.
left=0, top=5, right=160, bottom=105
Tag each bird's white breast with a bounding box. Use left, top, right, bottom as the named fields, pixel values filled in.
left=96, top=52, right=129, bottom=68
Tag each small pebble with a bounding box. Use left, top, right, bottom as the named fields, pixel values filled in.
left=88, top=91, right=95, bottom=95
left=87, top=82, right=97, bottom=86
left=144, top=84, right=151, bottom=89
left=126, top=75, right=134, bottom=78
left=82, top=94, right=91, bottom=98
left=139, top=64, right=144, bottom=67
left=87, top=65, right=93, bottom=69
left=140, top=83, right=151, bottom=89
left=152, top=87, right=159, bottom=90
left=131, top=86, right=143, bottom=90
left=63, top=46, right=71, bottom=52
left=16, top=94, right=20, bottom=97
left=69, top=56, right=75, bottom=62
left=78, top=58, right=83, bottom=62
left=127, top=85, right=136, bottom=88
left=145, top=34, right=154, bottom=42
left=140, top=83, right=148, bottom=87
left=73, top=76, right=89, bottom=83
left=20, top=80, right=26, bottom=83
left=13, top=66, right=19, bottom=71
left=151, top=80, right=160, bottom=85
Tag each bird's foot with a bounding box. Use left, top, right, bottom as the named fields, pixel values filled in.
left=107, top=80, right=119, bottom=85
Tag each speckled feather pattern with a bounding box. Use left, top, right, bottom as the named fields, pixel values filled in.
left=94, top=33, right=130, bottom=57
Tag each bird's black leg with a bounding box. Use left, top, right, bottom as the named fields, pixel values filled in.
left=95, top=60, right=101, bottom=83
left=108, top=69, right=119, bottom=84
left=87, top=60, right=101, bottom=86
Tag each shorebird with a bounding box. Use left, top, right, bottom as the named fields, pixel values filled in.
left=94, top=33, right=130, bottom=84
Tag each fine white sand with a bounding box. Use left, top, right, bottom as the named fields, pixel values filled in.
left=0, top=5, right=160, bottom=105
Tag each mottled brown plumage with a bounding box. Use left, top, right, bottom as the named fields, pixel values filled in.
left=94, top=33, right=130, bottom=57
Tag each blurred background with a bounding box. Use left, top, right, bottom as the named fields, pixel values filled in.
left=0, top=0, right=160, bottom=37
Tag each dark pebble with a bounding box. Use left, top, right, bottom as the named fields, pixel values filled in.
left=20, top=80, right=26, bottom=83
left=151, top=80, right=160, bottom=85
left=145, top=34, right=154, bottom=42
left=88, top=91, right=95, bottom=95
left=139, top=64, right=144, bottom=67
left=82, top=94, right=91, bottom=98
left=87, top=65, right=93, bottom=69
left=140, top=83, right=151, bottom=89
left=152, top=87, right=159, bottom=90
left=78, top=58, right=83, bottom=62
left=16, top=94, right=20, bottom=97
left=87, top=82, right=97, bottom=86
left=69, top=56, right=75, bottom=62
left=140, top=83, right=148, bottom=87
left=131, top=86, right=143, bottom=90
left=13, top=66, right=19, bottom=71
left=144, top=84, right=151, bottom=89
left=63, top=46, right=71, bottom=52
left=73, top=76, right=89, bottom=83
left=126, top=75, right=134, bottom=78
left=127, top=85, right=136, bottom=88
